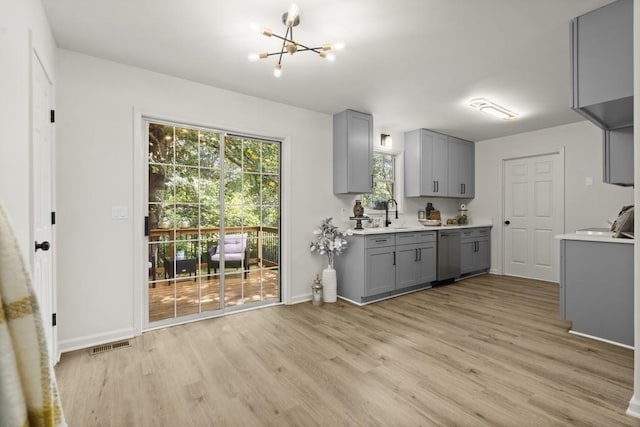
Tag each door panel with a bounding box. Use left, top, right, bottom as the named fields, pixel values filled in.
left=365, top=247, right=395, bottom=296
left=395, top=245, right=417, bottom=290
left=32, top=51, right=55, bottom=365
left=504, top=154, right=562, bottom=281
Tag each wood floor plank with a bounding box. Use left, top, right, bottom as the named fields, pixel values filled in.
left=55, top=274, right=640, bottom=426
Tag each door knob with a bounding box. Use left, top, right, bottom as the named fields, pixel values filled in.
left=504, top=220, right=511, bottom=225
left=35, top=241, right=50, bottom=252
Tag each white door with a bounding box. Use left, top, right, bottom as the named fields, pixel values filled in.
left=503, top=153, right=563, bottom=282
left=32, top=51, right=55, bottom=365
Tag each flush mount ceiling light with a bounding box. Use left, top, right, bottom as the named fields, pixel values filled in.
left=248, top=4, right=345, bottom=78
left=468, top=98, right=519, bottom=120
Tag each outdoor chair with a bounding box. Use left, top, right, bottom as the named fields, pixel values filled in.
left=207, top=233, right=250, bottom=278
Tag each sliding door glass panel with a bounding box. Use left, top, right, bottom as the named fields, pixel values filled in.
left=147, top=122, right=280, bottom=326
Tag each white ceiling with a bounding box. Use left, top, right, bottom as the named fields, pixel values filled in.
left=41, top=0, right=614, bottom=141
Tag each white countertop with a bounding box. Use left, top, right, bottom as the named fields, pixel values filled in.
left=555, top=233, right=634, bottom=244
left=351, top=222, right=493, bottom=235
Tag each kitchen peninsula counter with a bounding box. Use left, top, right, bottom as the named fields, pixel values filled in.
left=557, top=234, right=633, bottom=347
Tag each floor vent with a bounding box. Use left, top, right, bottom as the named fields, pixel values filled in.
left=89, top=340, right=132, bottom=355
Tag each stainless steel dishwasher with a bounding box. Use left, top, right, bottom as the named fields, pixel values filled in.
left=437, top=230, right=461, bottom=281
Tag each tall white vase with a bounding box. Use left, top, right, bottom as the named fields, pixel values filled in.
left=322, top=266, right=337, bottom=303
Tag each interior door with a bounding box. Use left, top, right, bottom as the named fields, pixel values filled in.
left=31, top=51, right=55, bottom=364
left=503, top=153, right=563, bottom=282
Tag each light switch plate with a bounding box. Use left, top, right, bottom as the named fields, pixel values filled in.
left=584, top=176, right=593, bottom=186
left=111, top=206, right=128, bottom=220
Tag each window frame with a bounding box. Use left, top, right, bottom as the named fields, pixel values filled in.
left=363, top=148, right=403, bottom=215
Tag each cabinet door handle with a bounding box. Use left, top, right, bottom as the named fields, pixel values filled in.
left=393, top=251, right=396, bottom=266
left=436, top=181, right=439, bottom=192
left=375, top=239, right=387, bottom=243
left=433, top=181, right=437, bottom=192
left=462, top=183, right=465, bottom=194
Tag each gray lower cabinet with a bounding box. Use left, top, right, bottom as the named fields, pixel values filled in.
left=395, top=232, right=437, bottom=290
left=560, top=239, right=633, bottom=346
left=460, top=228, right=490, bottom=275
left=365, top=245, right=396, bottom=295
left=333, top=109, right=373, bottom=194
left=336, top=232, right=437, bottom=304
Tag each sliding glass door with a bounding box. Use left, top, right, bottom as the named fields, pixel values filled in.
left=145, top=120, right=281, bottom=327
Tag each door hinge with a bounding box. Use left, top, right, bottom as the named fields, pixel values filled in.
left=52, top=313, right=57, bottom=327
left=51, top=211, right=56, bottom=225
left=50, top=110, right=55, bottom=123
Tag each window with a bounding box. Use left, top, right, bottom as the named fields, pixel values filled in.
left=363, top=152, right=396, bottom=208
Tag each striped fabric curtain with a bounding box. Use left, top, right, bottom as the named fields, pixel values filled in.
left=0, top=205, right=66, bottom=427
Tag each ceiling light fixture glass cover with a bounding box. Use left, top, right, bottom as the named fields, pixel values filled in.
left=248, top=3, right=344, bottom=78
left=468, top=98, right=519, bottom=120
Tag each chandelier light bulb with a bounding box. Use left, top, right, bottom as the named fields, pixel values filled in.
left=286, top=4, right=300, bottom=26
left=326, top=52, right=336, bottom=62
left=274, top=63, right=282, bottom=78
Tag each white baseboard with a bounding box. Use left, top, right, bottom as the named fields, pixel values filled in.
left=289, top=293, right=312, bottom=305
left=627, top=394, right=640, bottom=419
left=58, top=327, right=136, bottom=353
left=568, top=330, right=634, bottom=350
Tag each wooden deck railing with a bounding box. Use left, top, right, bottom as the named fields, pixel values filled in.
left=149, top=226, right=279, bottom=272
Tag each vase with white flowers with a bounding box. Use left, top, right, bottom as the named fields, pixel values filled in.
left=310, top=217, right=353, bottom=303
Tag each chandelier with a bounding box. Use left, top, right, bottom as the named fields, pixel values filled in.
left=248, top=4, right=345, bottom=78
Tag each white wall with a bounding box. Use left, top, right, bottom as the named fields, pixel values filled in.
left=471, top=120, right=633, bottom=276
left=56, top=49, right=358, bottom=351
left=0, top=0, right=56, bottom=263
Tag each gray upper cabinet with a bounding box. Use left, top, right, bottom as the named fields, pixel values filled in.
left=333, top=109, right=373, bottom=194
left=405, top=129, right=475, bottom=198
left=604, top=126, right=633, bottom=186
left=571, top=0, right=633, bottom=129
left=447, top=137, right=475, bottom=198
left=405, top=129, right=448, bottom=197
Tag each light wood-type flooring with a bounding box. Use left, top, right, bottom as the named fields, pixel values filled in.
left=55, top=275, right=640, bottom=426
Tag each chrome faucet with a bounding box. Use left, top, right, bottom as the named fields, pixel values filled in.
left=384, top=198, right=398, bottom=227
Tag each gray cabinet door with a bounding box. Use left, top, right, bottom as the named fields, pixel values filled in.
left=333, top=109, right=373, bottom=194
left=571, top=0, right=633, bottom=128
left=461, top=141, right=475, bottom=198
left=460, top=240, right=475, bottom=274
left=416, top=242, right=437, bottom=285
left=475, top=237, right=490, bottom=271
left=447, top=137, right=474, bottom=198
left=405, top=129, right=448, bottom=197
left=604, top=126, right=633, bottom=186
left=431, top=131, right=448, bottom=196
left=365, top=246, right=395, bottom=296
left=395, top=244, right=418, bottom=290
left=418, top=130, right=437, bottom=196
